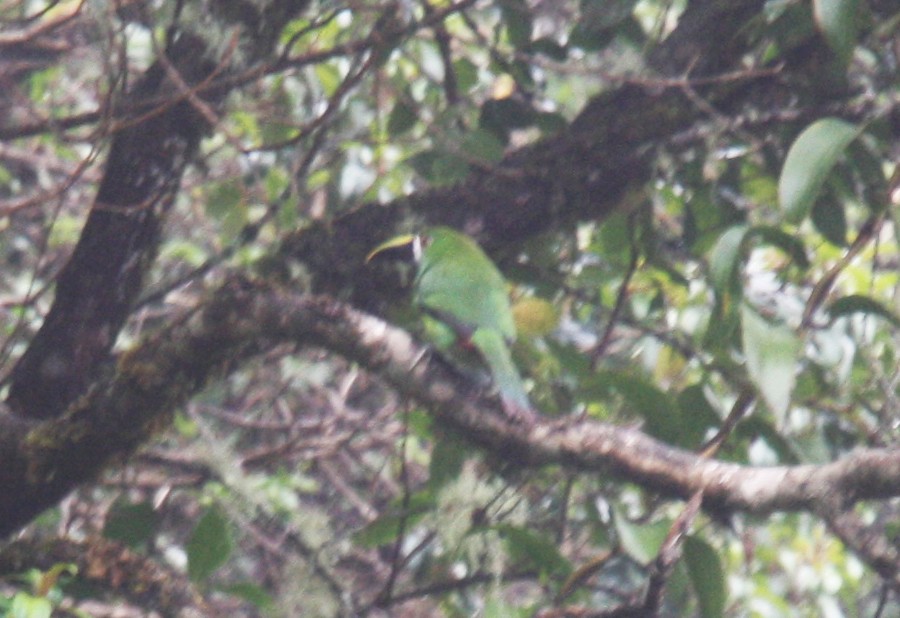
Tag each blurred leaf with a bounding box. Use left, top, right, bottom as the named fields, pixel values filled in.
left=568, top=22, right=616, bottom=51
left=779, top=118, right=858, bottom=223
left=810, top=194, right=847, bottom=246
left=264, top=166, right=290, bottom=202
left=496, top=524, right=572, bottom=577
left=460, top=128, right=506, bottom=164
left=499, top=0, right=533, bottom=49
left=813, top=0, right=858, bottom=65
left=708, top=225, right=747, bottom=292
left=430, top=152, right=471, bottom=185
left=512, top=296, right=560, bottom=336
left=527, top=37, right=568, bottom=60
left=103, top=500, right=158, bottom=548
left=407, top=408, right=434, bottom=441
left=579, top=0, right=639, bottom=32
left=353, top=492, right=434, bottom=547
left=740, top=162, right=778, bottom=209
left=483, top=598, right=533, bottom=617
left=409, top=149, right=470, bottom=185
left=47, top=214, right=83, bottom=248
left=684, top=536, right=726, bottom=618
left=764, top=2, right=817, bottom=59
left=429, top=432, right=468, bottom=490
left=260, top=120, right=295, bottom=145
left=593, top=211, right=632, bottom=265
left=224, top=582, right=274, bottom=609
left=827, top=295, right=900, bottom=327
left=676, top=384, right=721, bottom=449
left=614, top=511, right=670, bottom=565
left=453, top=58, right=479, bottom=93
left=314, top=62, right=342, bottom=96
left=535, top=111, right=568, bottom=135
left=847, top=140, right=890, bottom=214
left=741, top=304, right=800, bottom=420
left=387, top=100, right=417, bottom=136
left=187, top=508, right=233, bottom=582
left=206, top=178, right=248, bottom=240
left=10, top=593, right=52, bottom=618
left=587, top=370, right=680, bottom=442
left=736, top=416, right=800, bottom=463
left=230, top=110, right=260, bottom=140
left=480, top=97, right=536, bottom=140
left=747, top=225, right=810, bottom=269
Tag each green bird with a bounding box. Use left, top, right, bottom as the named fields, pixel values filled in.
left=368, top=227, right=530, bottom=413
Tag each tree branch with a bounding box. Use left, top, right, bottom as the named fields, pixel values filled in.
left=3, top=277, right=899, bottom=551
left=0, top=536, right=208, bottom=615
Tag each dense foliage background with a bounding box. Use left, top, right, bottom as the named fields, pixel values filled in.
left=0, top=0, right=898, bottom=616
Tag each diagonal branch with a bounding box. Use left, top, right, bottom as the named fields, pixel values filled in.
left=3, top=277, right=900, bottom=549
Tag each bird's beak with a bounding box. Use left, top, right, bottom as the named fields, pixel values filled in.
left=365, top=233, right=419, bottom=263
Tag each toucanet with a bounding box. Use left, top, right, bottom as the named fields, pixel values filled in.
left=368, top=227, right=529, bottom=413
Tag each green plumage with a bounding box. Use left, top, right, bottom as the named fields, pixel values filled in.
left=413, top=227, right=529, bottom=412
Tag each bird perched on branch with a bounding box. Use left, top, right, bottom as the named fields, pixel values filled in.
left=367, top=227, right=530, bottom=414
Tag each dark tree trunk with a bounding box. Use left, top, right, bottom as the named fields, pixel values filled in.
left=6, top=33, right=219, bottom=419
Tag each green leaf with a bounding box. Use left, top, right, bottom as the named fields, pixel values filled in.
left=103, top=500, right=159, bottom=548
left=684, top=536, right=726, bottom=618
left=353, top=492, right=434, bottom=547
left=264, top=166, right=290, bottom=202
left=353, top=513, right=407, bottom=548
left=536, top=111, right=568, bottom=135
left=483, top=599, right=533, bottom=618
left=453, top=58, right=479, bottom=93
left=708, top=225, right=748, bottom=292
left=430, top=153, right=471, bottom=185
left=676, top=384, right=722, bottom=449
left=206, top=179, right=248, bottom=240
left=187, top=508, right=234, bottom=582
left=568, top=23, right=616, bottom=51
left=10, top=593, right=52, bottom=618
left=740, top=162, right=778, bottom=210
left=496, top=524, right=572, bottom=577
left=741, top=304, right=800, bottom=420
left=526, top=37, right=568, bottom=60
left=460, top=128, right=506, bottom=165
left=747, top=225, right=810, bottom=269
left=827, top=295, right=900, bottom=328
left=479, top=97, right=536, bottom=139
left=387, top=100, right=417, bottom=136
left=223, top=582, right=274, bottom=609
left=813, top=0, right=858, bottom=65
left=429, top=433, right=468, bottom=491
left=587, top=370, right=680, bottom=442
left=409, top=149, right=470, bottom=185
left=579, top=0, right=639, bottom=32
left=500, top=0, right=533, bottom=49
left=314, top=62, right=342, bottom=96
left=778, top=118, right=858, bottom=224
left=847, top=140, right=890, bottom=214
left=614, top=511, right=670, bottom=565
left=811, top=194, right=847, bottom=246
left=736, top=416, right=800, bottom=464
left=594, top=211, right=632, bottom=265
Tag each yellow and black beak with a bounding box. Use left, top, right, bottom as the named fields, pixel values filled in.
left=365, top=233, right=422, bottom=263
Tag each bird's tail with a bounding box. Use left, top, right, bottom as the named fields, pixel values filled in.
left=470, top=328, right=530, bottom=415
